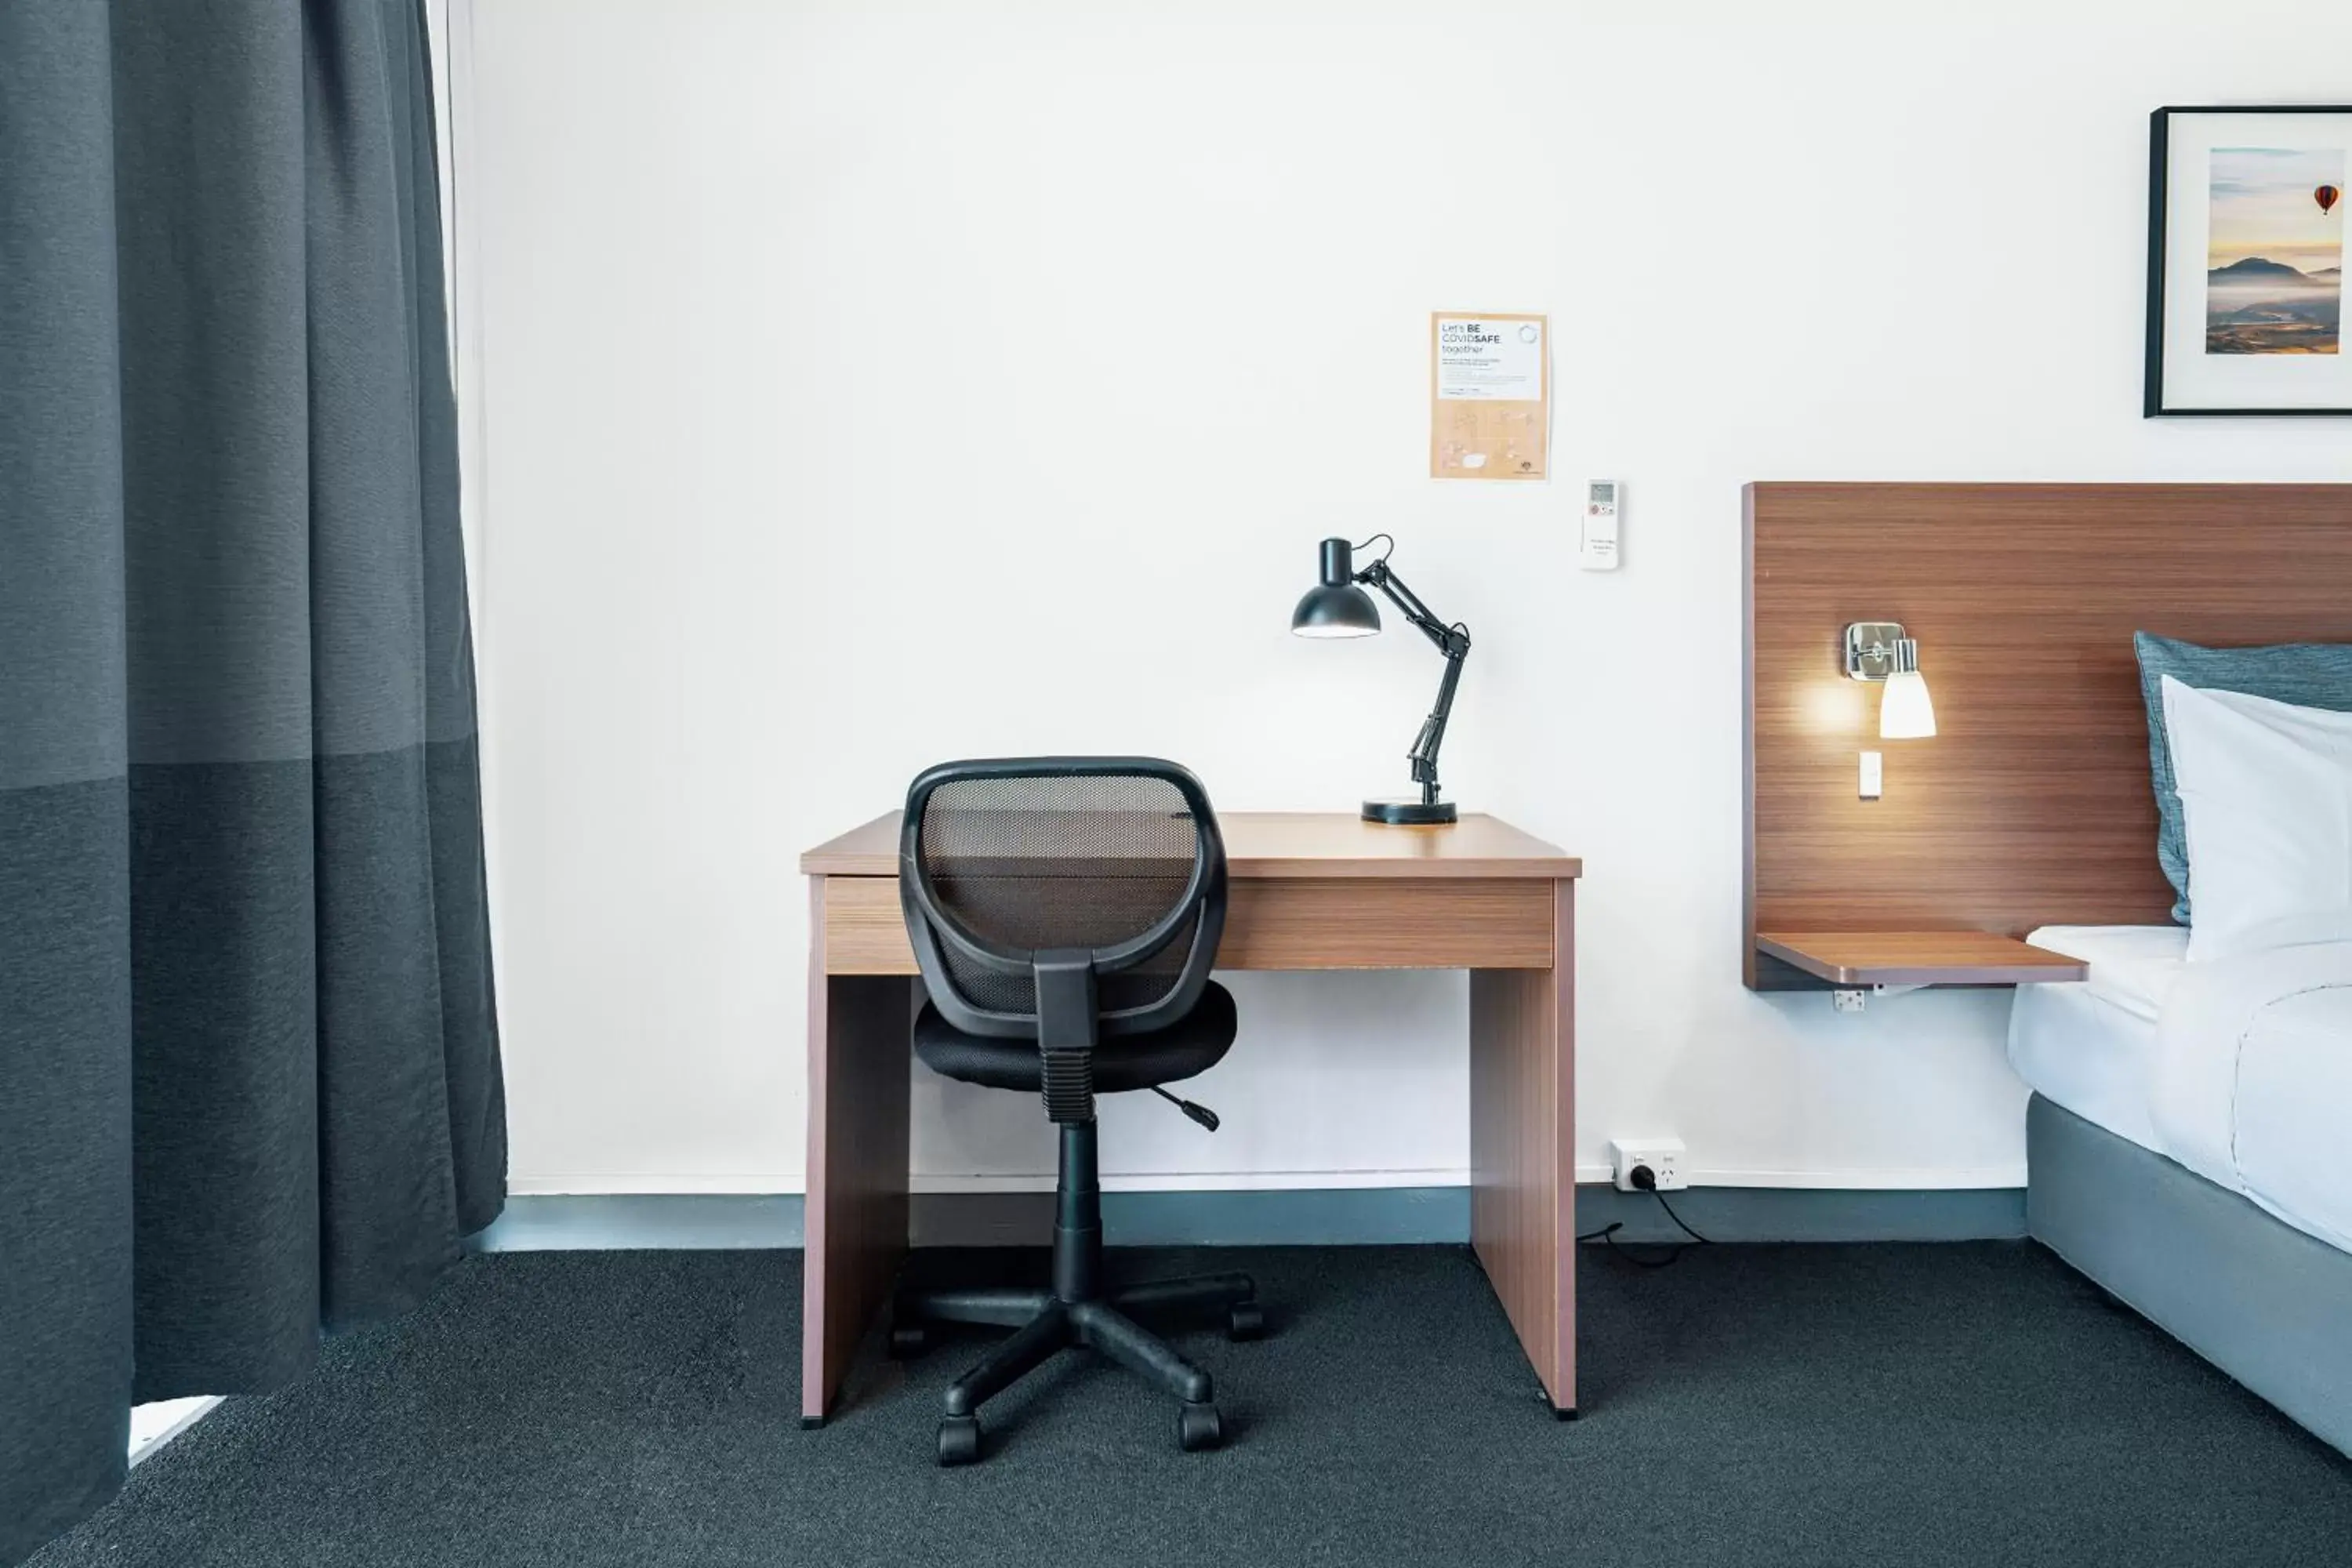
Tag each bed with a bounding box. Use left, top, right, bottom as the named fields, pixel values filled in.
left=1744, top=483, right=2352, bottom=1460
left=2011, top=758, right=2352, bottom=1456
left=2011, top=928, right=2352, bottom=1454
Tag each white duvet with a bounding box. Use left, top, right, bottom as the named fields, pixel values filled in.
left=2146, top=940, right=2352, bottom=1255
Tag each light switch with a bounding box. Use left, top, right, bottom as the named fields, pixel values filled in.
left=1859, top=750, right=1883, bottom=800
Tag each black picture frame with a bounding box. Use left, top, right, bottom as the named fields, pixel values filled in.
left=2145, top=104, right=2352, bottom=417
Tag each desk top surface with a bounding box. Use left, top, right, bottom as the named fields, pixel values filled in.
left=801, top=810, right=1579, bottom=880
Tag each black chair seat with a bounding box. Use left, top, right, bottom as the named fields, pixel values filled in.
left=915, top=980, right=1236, bottom=1094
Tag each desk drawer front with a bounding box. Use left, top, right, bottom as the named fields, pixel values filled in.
left=1221, top=877, right=1555, bottom=969
left=818, top=875, right=1554, bottom=975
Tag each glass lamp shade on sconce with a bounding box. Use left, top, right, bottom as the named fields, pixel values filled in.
left=1878, top=648, right=1937, bottom=740
left=1880, top=670, right=1936, bottom=739
left=1846, top=622, right=1936, bottom=741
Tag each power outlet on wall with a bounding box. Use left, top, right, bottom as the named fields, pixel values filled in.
left=1608, top=1137, right=1687, bottom=1192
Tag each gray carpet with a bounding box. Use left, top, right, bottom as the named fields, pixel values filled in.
left=31, top=1242, right=2352, bottom=1567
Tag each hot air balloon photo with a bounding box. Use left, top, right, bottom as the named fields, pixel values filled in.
left=2202, top=147, right=2343, bottom=355
left=2149, top=109, right=2352, bottom=412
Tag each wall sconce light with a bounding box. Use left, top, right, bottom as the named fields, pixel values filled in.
left=1845, top=622, right=1936, bottom=740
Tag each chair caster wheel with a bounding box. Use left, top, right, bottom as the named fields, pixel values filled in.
left=889, top=1323, right=927, bottom=1359
left=937, top=1414, right=981, bottom=1466
left=1177, top=1400, right=1223, bottom=1452
left=1225, top=1301, right=1264, bottom=1341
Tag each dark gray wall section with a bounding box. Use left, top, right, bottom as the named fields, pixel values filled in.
left=2027, top=1094, right=2352, bottom=1459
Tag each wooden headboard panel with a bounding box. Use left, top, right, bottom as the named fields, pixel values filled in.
left=1744, top=483, right=2352, bottom=989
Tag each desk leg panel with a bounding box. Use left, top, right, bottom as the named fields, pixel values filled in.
left=802, top=877, right=913, bottom=1426
left=1468, top=877, right=1575, bottom=1414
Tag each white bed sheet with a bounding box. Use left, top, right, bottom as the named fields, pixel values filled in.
left=2234, top=985, right=2352, bottom=1254
left=2149, top=941, right=2352, bottom=1256
left=2007, top=971, right=2165, bottom=1152
left=2006, top=925, right=2189, bottom=1153
left=2013, top=927, right=2352, bottom=1257
left=2022, top=924, right=2190, bottom=1022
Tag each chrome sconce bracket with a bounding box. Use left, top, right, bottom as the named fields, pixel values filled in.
left=1845, top=622, right=1910, bottom=681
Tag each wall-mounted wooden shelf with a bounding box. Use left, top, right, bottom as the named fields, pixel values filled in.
left=1755, top=931, right=2088, bottom=989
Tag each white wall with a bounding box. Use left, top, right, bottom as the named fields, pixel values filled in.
left=454, top=1, right=2352, bottom=1198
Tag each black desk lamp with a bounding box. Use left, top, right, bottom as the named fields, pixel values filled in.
left=1291, top=535, right=1470, bottom=825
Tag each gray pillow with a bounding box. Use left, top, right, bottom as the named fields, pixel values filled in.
left=2133, top=631, right=2352, bottom=924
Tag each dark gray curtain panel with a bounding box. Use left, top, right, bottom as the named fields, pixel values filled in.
left=0, top=2, right=505, bottom=1559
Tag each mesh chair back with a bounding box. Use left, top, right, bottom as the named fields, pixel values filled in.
left=899, top=759, right=1226, bottom=1038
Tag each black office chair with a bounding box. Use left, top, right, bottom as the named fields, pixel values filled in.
left=892, top=757, right=1262, bottom=1465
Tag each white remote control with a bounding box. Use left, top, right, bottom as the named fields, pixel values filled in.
left=1580, top=481, right=1621, bottom=571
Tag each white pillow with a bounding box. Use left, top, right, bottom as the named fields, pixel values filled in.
left=2159, top=675, right=2352, bottom=962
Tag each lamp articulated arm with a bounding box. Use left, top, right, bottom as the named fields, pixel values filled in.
left=1292, top=535, right=1472, bottom=824
left=1355, top=559, right=1471, bottom=808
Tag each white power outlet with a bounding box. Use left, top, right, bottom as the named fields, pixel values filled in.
left=1608, top=1137, right=1687, bottom=1192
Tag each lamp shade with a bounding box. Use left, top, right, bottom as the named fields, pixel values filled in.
left=1292, top=583, right=1381, bottom=637
left=1878, top=639, right=1936, bottom=739
left=1291, top=536, right=1381, bottom=637
left=1880, top=671, right=1936, bottom=739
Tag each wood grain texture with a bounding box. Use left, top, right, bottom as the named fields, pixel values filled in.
left=800, top=810, right=1578, bottom=880
left=1755, top=931, right=2088, bottom=987
left=1468, top=878, right=1576, bottom=1414
left=1221, top=878, right=1555, bottom=969
left=819, top=877, right=920, bottom=975
left=801, top=877, right=913, bottom=1426
left=821, top=873, right=1557, bottom=975
left=1745, top=483, right=2352, bottom=988
left=801, top=813, right=1581, bottom=1421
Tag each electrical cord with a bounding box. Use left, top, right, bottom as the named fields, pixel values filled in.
left=1574, top=1221, right=1682, bottom=1269
left=1653, top=1189, right=1711, bottom=1246
left=1576, top=1166, right=1711, bottom=1269
left=1350, top=532, right=1396, bottom=565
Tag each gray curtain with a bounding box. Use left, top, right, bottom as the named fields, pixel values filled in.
left=0, top=2, right=504, bottom=1560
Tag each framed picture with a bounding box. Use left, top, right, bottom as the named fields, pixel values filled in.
left=2147, top=106, right=2352, bottom=416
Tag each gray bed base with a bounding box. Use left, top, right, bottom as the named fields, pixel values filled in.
left=2027, top=1094, right=2352, bottom=1458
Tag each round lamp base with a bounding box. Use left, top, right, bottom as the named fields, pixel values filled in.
left=1363, top=798, right=1457, bottom=826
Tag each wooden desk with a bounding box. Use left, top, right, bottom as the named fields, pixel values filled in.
left=800, top=811, right=1584, bottom=1425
